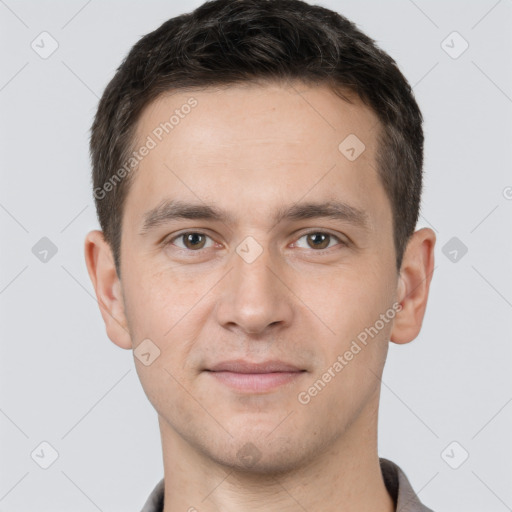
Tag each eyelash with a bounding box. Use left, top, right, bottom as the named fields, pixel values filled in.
left=164, top=230, right=347, bottom=254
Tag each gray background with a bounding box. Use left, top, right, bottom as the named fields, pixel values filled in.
left=1, top=0, right=511, bottom=510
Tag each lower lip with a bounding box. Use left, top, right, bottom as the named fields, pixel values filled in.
left=207, top=371, right=304, bottom=393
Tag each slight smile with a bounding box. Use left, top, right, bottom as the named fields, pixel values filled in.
left=205, top=360, right=307, bottom=393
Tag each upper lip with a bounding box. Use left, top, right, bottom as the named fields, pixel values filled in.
left=207, top=360, right=304, bottom=374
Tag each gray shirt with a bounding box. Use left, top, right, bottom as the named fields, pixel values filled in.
left=140, top=458, right=434, bottom=511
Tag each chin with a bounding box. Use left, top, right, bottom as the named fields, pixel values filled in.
left=204, top=433, right=318, bottom=477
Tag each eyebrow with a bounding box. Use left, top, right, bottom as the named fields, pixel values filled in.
left=139, top=198, right=370, bottom=235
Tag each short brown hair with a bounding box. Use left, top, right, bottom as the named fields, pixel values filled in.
left=90, top=0, right=424, bottom=276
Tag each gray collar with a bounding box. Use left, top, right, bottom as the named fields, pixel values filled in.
left=380, top=458, right=434, bottom=512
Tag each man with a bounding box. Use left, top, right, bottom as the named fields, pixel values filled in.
left=84, top=0, right=436, bottom=510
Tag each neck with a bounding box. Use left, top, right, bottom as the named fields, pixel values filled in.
left=159, top=405, right=394, bottom=512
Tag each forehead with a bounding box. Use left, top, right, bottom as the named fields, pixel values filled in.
left=125, top=81, right=388, bottom=229
left=134, top=81, right=379, bottom=161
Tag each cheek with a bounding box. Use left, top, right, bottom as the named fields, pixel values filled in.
left=310, top=263, right=396, bottom=342
left=122, top=266, right=214, bottom=396
left=133, top=355, right=200, bottom=437
left=124, top=270, right=203, bottom=418
left=301, top=263, right=396, bottom=406
left=122, top=264, right=205, bottom=340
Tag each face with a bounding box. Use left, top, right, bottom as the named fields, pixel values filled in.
left=92, top=82, right=409, bottom=473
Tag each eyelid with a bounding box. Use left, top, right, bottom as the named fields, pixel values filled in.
left=163, top=228, right=349, bottom=252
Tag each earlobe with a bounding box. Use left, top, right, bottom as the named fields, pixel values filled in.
left=390, top=227, right=436, bottom=345
left=84, top=230, right=132, bottom=350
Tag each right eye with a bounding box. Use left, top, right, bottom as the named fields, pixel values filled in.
left=165, top=231, right=216, bottom=251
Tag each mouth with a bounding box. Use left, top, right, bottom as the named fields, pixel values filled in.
left=204, top=360, right=307, bottom=393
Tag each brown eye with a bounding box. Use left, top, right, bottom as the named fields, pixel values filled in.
left=169, top=232, right=213, bottom=251
left=182, top=233, right=206, bottom=250
left=306, top=232, right=331, bottom=249
left=294, top=231, right=344, bottom=251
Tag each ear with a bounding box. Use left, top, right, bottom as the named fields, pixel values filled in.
left=84, top=230, right=132, bottom=350
left=390, top=227, right=436, bottom=345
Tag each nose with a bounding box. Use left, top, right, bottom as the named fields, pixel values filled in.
left=214, top=242, right=294, bottom=337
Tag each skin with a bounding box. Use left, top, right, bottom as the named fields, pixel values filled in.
left=85, top=81, right=435, bottom=511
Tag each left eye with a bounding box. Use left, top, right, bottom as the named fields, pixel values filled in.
left=294, top=232, right=343, bottom=250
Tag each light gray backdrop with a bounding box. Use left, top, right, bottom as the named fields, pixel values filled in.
left=1, top=1, right=511, bottom=511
